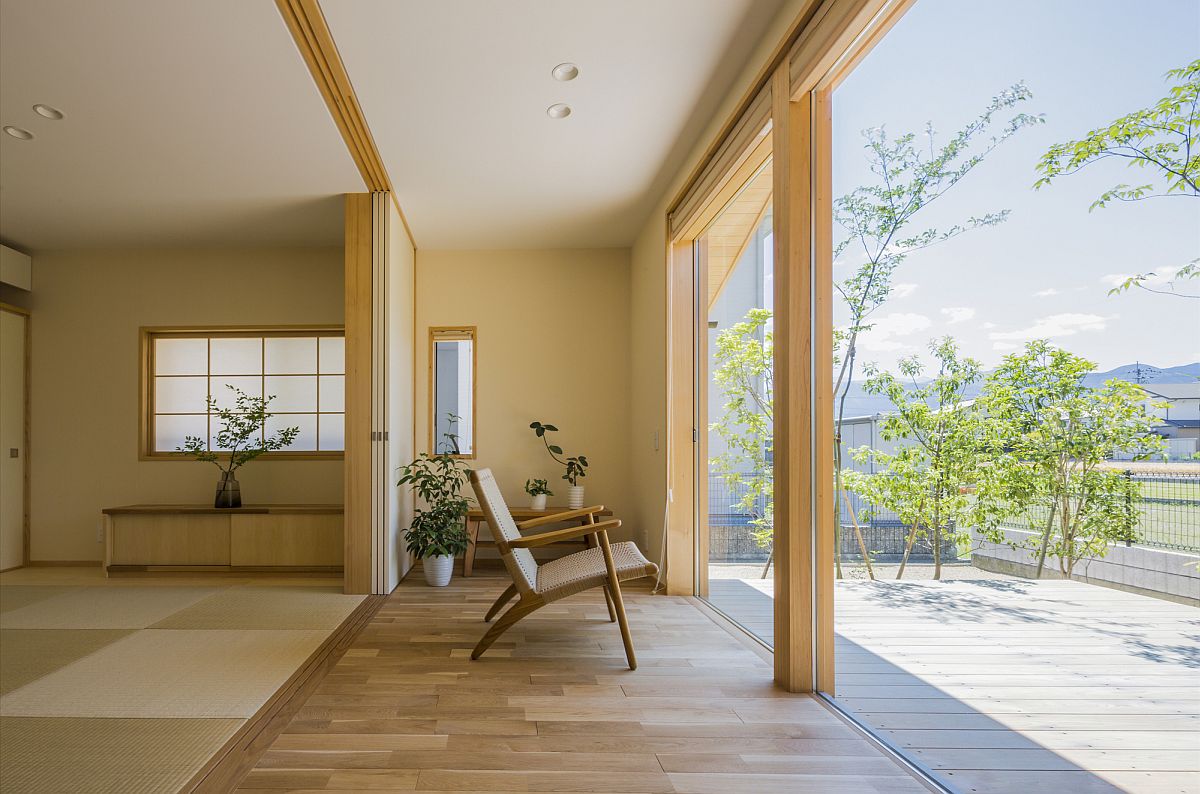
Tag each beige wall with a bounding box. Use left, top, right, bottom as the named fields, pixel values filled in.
left=627, top=0, right=810, bottom=567
left=415, top=249, right=635, bottom=549
left=28, top=247, right=344, bottom=561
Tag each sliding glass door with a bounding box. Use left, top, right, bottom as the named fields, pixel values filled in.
left=695, top=160, right=776, bottom=647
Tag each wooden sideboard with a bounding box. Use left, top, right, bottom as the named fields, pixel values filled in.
left=101, top=504, right=343, bottom=574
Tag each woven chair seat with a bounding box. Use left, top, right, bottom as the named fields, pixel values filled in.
left=536, top=542, right=657, bottom=602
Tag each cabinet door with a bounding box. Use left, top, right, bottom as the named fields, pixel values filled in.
left=110, top=514, right=231, bottom=565
left=0, top=309, right=27, bottom=571
left=230, top=514, right=343, bottom=567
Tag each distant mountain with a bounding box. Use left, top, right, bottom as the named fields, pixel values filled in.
left=1082, top=362, right=1200, bottom=387
left=837, top=362, right=1200, bottom=418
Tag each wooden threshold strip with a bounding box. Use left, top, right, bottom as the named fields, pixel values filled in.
left=183, top=593, right=387, bottom=793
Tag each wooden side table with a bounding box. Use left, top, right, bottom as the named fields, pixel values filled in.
left=462, top=506, right=614, bottom=576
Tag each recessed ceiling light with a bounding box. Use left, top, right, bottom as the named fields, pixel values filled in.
left=546, top=103, right=572, bottom=119
left=3, top=126, right=33, bottom=140
left=32, top=104, right=64, bottom=120
left=551, top=63, right=579, bottom=82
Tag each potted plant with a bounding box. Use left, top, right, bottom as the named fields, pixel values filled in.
left=176, top=386, right=299, bottom=508
left=525, top=478, right=553, bottom=511
left=529, top=421, right=589, bottom=508
left=398, top=422, right=472, bottom=586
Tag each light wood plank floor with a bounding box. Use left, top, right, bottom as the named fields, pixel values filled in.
left=708, top=576, right=1200, bottom=794
left=237, top=573, right=927, bottom=793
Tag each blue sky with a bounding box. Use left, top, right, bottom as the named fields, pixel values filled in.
left=832, top=0, right=1199, bottom=371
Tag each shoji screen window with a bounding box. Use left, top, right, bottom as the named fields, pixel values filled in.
left=142, top=328, right=345, bottom=458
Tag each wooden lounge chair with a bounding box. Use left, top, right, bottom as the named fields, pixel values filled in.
left=468, top=468, right=659, bottom=670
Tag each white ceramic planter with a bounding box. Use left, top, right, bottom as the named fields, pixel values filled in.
left=567, top=485, right=585, bottom=509
left=423, top=554, right=455, bottom=587
left=530, top=493, right=547, bottom=511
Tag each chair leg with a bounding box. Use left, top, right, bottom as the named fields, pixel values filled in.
left=471, top=598, right=542, bottom=660
left=586, top=531, right=617, bottom=623
left=601, top=585, right=618, bottom=623
left=484, top=583, right=518, bottom=622
left=597, top=531, right=638, bottom=670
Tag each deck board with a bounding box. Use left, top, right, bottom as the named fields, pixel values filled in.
left=706, top=576, right=1200, bottom=793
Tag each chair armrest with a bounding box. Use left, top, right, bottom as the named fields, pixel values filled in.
left=517, top=505, right=607, bottom=530
left=509, top=519, right=622, bottom=548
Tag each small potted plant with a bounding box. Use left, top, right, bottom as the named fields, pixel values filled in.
left=530, top=421, right=589, bottom=508
left=525, top=478, right=553, bottom=511
left=177, top=386, right=299, bottom=508
left=398, top=419, right=472, bottom=586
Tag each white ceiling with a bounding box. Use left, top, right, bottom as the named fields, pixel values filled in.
left=322, top=0, right=788, bottom=248
left=0, top=0, right=364, bottom=252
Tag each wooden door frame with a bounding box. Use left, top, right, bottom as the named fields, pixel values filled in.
left=0, top=302, right=31, bottom=570
left=663, top=0, right=914, bottom=692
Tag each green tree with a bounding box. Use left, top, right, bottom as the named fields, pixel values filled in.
left=973, top=341, right=1164, bottom=577
left=832, top=85, right=1041, bottom=573
left=709, top=309, right=773, bottom=549
left=843, top=338, right=983, bottom=580
left=1035, top=59, right=1199, bottom=300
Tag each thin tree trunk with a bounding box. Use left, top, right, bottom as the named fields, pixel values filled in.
left=896, top=500, right=924, bottom=580
left=1033, top=501, right=1058, bottom=579
left=841, top=490, right=874, bottom=580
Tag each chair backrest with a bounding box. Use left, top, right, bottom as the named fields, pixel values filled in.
left=469, top=468, right=538, bottom=594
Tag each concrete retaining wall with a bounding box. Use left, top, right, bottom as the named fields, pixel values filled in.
left=972, top=527, right=1200, bottom=605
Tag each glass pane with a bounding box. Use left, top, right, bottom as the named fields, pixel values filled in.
left=155, top=376, right=207, bottom=413
left=154, top=413, right=207, bottom=452
left=210, top=337, right=262, bottom=375
left=210, top=376, right=261, bottom=410
left=319, top=336, right=345, bottom=374
left=210, top=415, right=263, bottom=452
left=154, top=337, right=207, bottom=375
left=700, top=161, right=774, bottom=647
left=318, top=375, right=344, bottom=413
left=318, top=413, right=344, bottom=451
left=432, top=337, right=474, bottom=455
left=265, top=375, right=317, bottom=413
left=267, top=413, right=317, bottom=451
left=265, top=336, right=317, bottom=374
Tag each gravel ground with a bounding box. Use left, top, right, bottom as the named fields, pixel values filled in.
left=707, top=561, right=1020, bottom=582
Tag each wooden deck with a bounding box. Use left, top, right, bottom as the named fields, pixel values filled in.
left=706, top=577, right=1200, bottom=794
left=237, top=574, right=928, bottom=793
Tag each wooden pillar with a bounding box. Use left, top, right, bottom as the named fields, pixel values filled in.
left=771, top=64, right=816, bottom=692
left=343, top=192, right=373, bottom=594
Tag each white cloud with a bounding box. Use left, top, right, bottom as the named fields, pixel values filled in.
left=940, top=306, right=976, bottom=324
left=989, top=313, right=1114, bottom=342
left=892, top=283, right=918, bottom=299
left=1034, top=288, right=1059, bottom=298
left=867, top=312, right=932, bottom=337
left=981, top=321, right=997, bottom=329
left=992, top=342, right=1019, bottom=352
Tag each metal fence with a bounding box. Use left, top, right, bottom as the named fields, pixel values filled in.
left=998, top=471, right=1200, bottom=554
left=706, top=469, right=1200, bottom=562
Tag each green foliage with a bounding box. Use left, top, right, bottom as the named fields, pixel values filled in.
left=1034, top=58, right=1200, bottom=208
left=709, top=308, right=773, bottom=548
left=435, top=413, right=464, bottom=454
left=524, top=478, right=553, bottom=497
left=843, top=338, right=983, bottom=579
left=972, top=341, right=1165, bottom=576
left=529, top=421, right=589, bottom=486
left=1107, top=260, right=1199, bottom=300
left=398, top=418, right=472, bottom=559
left=176, top=386, right=299, bottom=474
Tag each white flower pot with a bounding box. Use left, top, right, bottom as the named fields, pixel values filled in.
left=423, top=554, right=455, bottom=587
left=530, top=493, right=547, bottom=511
left=567, top=485, right=585, bottom=509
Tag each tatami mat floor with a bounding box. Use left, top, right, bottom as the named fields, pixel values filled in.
left=0, top=568, right=363, bottom=793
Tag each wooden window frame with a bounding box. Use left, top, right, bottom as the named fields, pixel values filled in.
left=427, top=326, right=477, bottom=460
left=664, top=0, right=914, bottom=693
left=139, top=324, right=346, bottom=462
